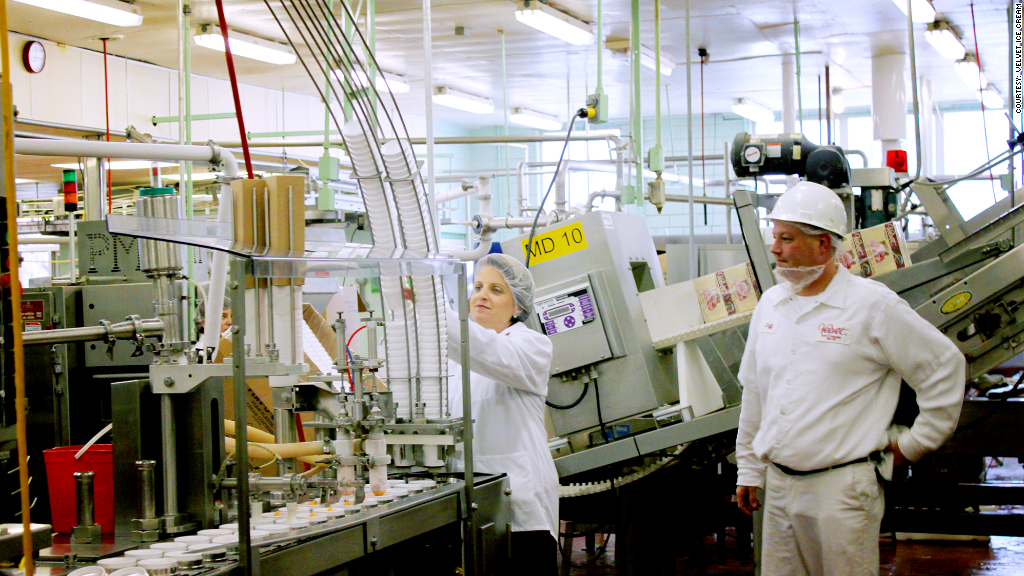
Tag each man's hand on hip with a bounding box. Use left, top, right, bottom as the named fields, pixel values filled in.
left=736, top=485, right=761, bottom=516
left=889, top=440, right=907, bottom=467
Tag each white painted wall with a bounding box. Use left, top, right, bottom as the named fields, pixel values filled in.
left=7, top=33, right=404, bottom=158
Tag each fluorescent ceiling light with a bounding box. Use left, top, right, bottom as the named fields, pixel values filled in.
left=732, top=98, right=775, bottom=125
left=925, top=21, right=966, bottom=61
left=194, top=24, right=296, bottom=65
left=333, top=69, right=410, bottom=94
left=510, top=108, right=563, bottom=131
left=514, top=0, right=594, bottom=46
left=432, top=87, right=494, bottom=114
left=605, top=39, right=675, bottom=76
left=15, top=178, right=36, bottom=184
left=831, top=88, right=845, bottom=114
left=955, top=54, right=988, bottom=93
left=980, top=84, right=1004, bottom=109
left=13, top=0, right=143, bottom=27
left=52, top=161, right=178, bottom=170
left=376, top=71, right=411, bottom=94
left=891, top=0, right=936, bottom=24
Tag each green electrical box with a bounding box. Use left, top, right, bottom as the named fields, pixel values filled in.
left=586, top=91, right=609, bottom=125
left=319, top=151, right=340, bottom=181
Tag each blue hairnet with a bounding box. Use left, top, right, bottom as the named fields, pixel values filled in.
left=476, top=253, right=536, bottom=322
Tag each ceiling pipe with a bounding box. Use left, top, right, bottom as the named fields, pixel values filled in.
left=685, top=0, right=696, bottom=279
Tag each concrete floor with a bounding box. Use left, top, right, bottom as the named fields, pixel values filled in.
left=562, top=458, right=1024, bottom=575
left=562, top=533, right=1024, bottom=575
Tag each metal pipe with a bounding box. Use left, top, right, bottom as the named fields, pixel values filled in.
left=423, top=0, right=437, bottom=241
left=137, top=460, right=157, bottom=521
left=480, top=215, right=559, bottom=231
left=686, top=0, right=696, bottom=278
left=223, top=133, right=625, bottom=149
left=631, top=0, right=642, bottom=206
left=160, top=395, right=179, bottom=519
left=74, top=471, right=96, bottom=527
left=220, top=473, right=308, bottom=495
left=905, top=0, right=924, bottom=182
left=457, top=263, right=475, bottom=573
left=229, top=256, right=256, bottom=575
left=22, top=317, right=164, bottom=345
left=15, top=138, right=228, bottom=164
left=155, top=112, right=236, bottom=124
left=17, top=236, right=70, bottom=244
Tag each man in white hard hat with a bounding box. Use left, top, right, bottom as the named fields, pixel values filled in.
left=734, top=181, right=965, bottom=575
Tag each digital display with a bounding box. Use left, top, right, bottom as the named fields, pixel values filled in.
left=546, top=304, right=573, bottom=318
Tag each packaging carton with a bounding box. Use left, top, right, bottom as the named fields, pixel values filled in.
left=838, top=221, right=911, bottom=278
left=693, top=262, right=762, bottom=323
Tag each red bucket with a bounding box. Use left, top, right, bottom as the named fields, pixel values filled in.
left=42, top=445, right=115, bottom=534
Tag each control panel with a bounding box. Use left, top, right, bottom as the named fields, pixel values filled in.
left=532, top=273, right=621, bottom=376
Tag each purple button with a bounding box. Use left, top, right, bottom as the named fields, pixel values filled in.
left=564, top=317, right=576, bottom=328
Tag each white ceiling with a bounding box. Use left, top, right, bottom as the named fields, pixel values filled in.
left=7, top=0, right=1013, bottom=132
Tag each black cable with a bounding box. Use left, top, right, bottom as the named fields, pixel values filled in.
left=594, top=377, right=609, bottom=445
left=546, top=381, right=589, bottom=410
left=524, top=110, right=588, bottom=269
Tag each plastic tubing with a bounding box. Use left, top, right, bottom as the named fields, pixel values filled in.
left=224, top=420, right=276, bottom=444
left=202, top=148, right=237, bottom=359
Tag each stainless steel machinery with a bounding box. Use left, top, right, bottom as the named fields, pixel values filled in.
left=501, top=210, right=676, bottom=438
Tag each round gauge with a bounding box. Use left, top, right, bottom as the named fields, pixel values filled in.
left=22, top=41, right=45, bottom=74
left=743, top=145, right=762, bottom=164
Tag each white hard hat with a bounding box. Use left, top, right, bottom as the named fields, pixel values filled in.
left=765, top=181, right=848, bottom=237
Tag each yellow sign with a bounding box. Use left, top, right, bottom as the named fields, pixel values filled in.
left=940, top=291, right=972, bottom=314
left=521, top=221, right=589, bottom=266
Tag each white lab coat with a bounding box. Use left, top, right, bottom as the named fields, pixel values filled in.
left=446, top=308, right=559, bottom=539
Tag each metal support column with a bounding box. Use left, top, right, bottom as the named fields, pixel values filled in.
left=733, top=188, right=776, bottom=292
left=231, top=257, right=259, bottom=576
left=458, top=263, right=476, bottom=575
left=82, top=157, right=107, bottom=221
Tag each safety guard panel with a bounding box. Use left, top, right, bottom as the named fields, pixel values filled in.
left=533, top=274, right=613, bottom=375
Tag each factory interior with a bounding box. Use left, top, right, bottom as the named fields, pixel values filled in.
left=0, top=0, right=1021, bottom=574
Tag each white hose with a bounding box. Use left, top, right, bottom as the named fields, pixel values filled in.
left=74, top=424, right=112, bottom=459
left=202, top=149, right=238, bottom=359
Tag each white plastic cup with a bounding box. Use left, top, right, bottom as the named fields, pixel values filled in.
left=150, top=542, right=188, bottom=552
left=313, top=507, right=346, bottom=519
left=277, top=520, right=311, bottom=532
left=197, top=529, right=232, bottom=538
left=173, top=535, right=210, bottom=545
left=124, top=549, right=163, bottom=560
left=67, top=567, right=107, bottom=576
left=137, top=558, right=177, bottom=573
left=98, top=558, right=137, bottom=570
left=107, top=565, right=144, bottom=576
left=259, top=524, right=292, bottom=537
left=165, top=552, right=202, bottom=569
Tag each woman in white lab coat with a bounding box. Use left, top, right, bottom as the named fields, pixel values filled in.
left=446, top=253, right=558, bottom=574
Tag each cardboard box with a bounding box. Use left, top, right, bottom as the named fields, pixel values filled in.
left=693, top=262, right=762, bottom=323
left=838, top=221, right=911, bottom=278
left=231, top=176, right=306, bottom=288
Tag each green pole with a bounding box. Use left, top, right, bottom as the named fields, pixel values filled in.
left=794, top=18, right=804, bottom=134
left=183, top=0, right=196, bottom=339
left=368, top=0, right=377, bottom=124
left=631, top=0, right=642, bottom=205
left=501, top=29, right=510, bottom=216
left=596, top=0, right=603, bottom=93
